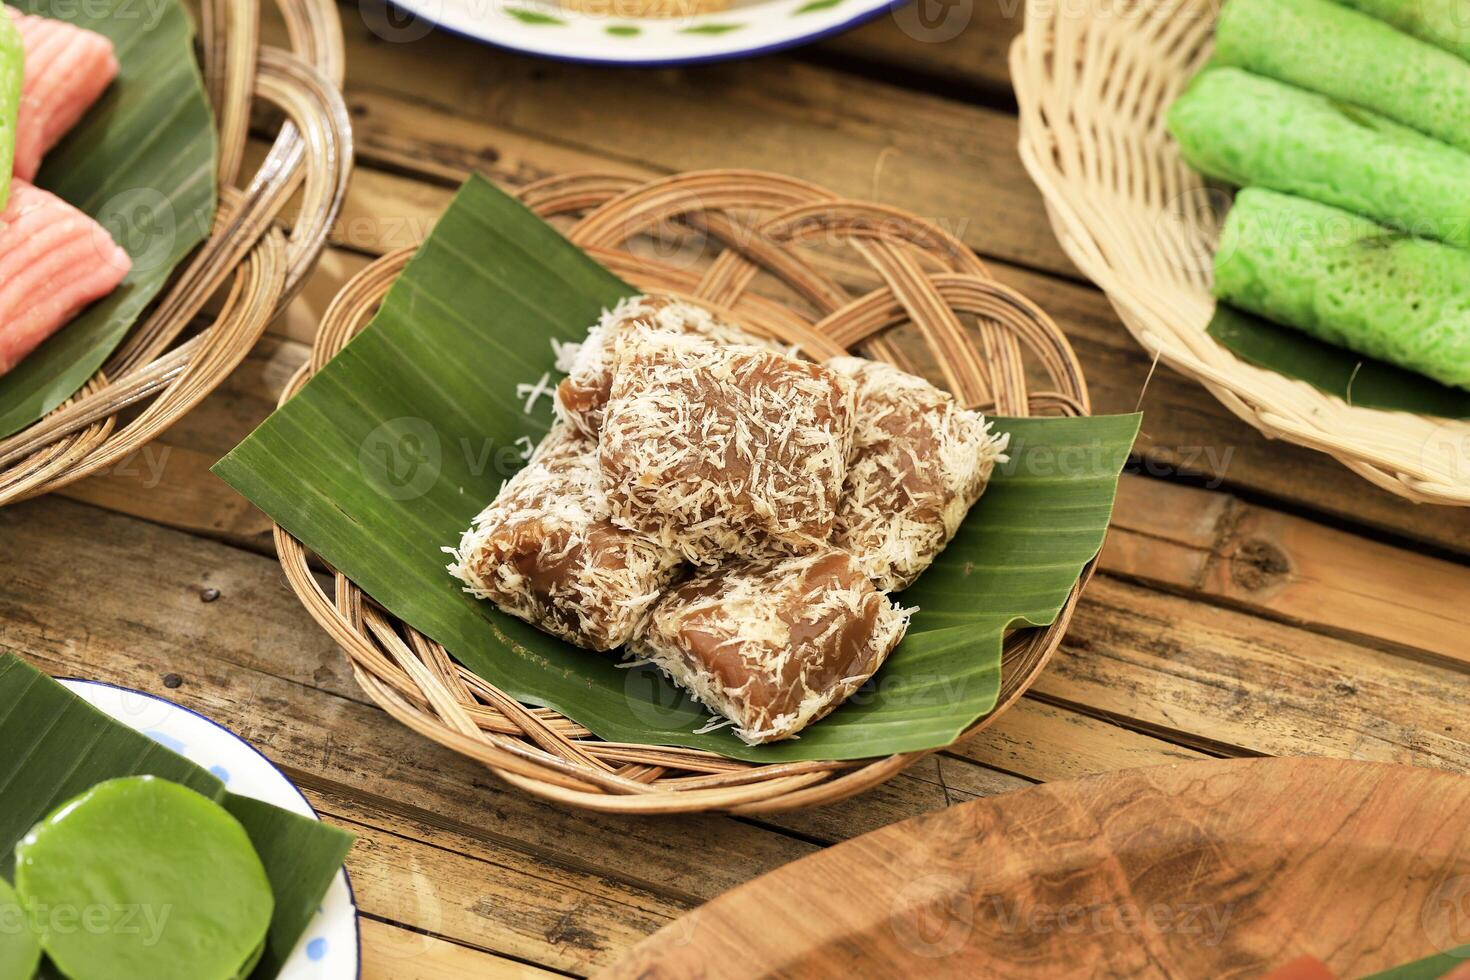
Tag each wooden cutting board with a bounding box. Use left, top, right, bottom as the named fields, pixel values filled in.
left=602, top=758, right=1470, bottom=978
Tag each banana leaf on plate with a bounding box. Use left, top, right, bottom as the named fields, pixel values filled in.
left=0, top=655, right=353, bottom=979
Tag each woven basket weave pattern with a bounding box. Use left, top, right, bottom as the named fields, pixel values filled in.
left=0, top=0, right=352, bottom=505
left=274, top=170, right=1094, bottom=814
left=1011, top=0, right=1470, bottom=505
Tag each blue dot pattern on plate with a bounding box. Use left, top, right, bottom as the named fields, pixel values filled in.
left=307, top=938, right=328, bottom=961
left=209, top=765, right=230, bottom=783
left=144, top=729, right=186, bottom=752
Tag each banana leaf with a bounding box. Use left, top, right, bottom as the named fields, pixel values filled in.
left=0, top=655, right=354, bottom=980
left=1208, top=304, right=1470, bottom=419
left=1363, top=946, right=1470, bottom=979
left=0, top=0, right=217, bottom=438
left=214, top=174, right=1138, bottom=762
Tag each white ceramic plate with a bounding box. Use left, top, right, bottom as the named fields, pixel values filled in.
left=61, top=679, right=360, bottom=980
left=379, top=0, right=905, bottom=66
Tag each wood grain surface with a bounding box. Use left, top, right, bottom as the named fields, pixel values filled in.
left=605, top=758, right=1470, bottom=978
left=2, top=1, right=1468, bottom=975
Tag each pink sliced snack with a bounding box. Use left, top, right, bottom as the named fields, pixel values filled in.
left=7, top=6, right=119, bottom=181
left=0, top=181, right=131, bottom=375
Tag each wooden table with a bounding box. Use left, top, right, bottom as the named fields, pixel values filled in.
left=5, top=3, right=1469, bottom=976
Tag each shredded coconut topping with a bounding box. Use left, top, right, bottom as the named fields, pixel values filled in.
left=516, top=372, right=556, bottom=415
left=827, top=357, right=1009, bottom=592
left=446, top=424, right=683, bottom=651
left=599, top=334, right=857, bottom=565
left=631, top=549, right=910, bottom=744
left=451, top=304, right=1007, bottom=743
left=553, top=294, right=774, bottom=438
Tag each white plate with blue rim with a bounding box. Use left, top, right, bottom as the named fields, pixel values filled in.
left=370, top=0, right=910, bottom=66
left=60, top=679, right=361, bottom=980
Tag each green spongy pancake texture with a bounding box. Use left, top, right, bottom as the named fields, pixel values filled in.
left=1168, top=67, right=1470, bottom=248
left=1214, top=0, right=1470, bottom=154
left=1215, top=189, right=1470, bottom=390
left=13, top=776, right=274, bottom=980
left=1338, top=0, right=1470, bottom=62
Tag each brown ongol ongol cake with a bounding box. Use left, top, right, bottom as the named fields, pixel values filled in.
left=633, top=549, right=911, bottom=744
left=450, top=294, right=1007, bottom=744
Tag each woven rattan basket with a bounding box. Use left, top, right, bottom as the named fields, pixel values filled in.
left=0, top=0, right=352, bottom=506
left=1012, top=0, right=1470, bottom=505
left=272, top=169, right=1095, bottom=814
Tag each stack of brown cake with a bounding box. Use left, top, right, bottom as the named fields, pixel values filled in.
left=449, top=295, right=1008, bottom=744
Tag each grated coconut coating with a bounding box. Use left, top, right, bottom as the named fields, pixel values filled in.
left=632, top=549, right=911, bottom=744
left=447, top=424, right=683, bottom=651
left=828, top=357, right=1010, bottom=591
left=600, top=333, right=857, bottom=565
left=555, top=294, right=770, bottom=438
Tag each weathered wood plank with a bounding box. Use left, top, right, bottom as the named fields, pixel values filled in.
left=955, top=697, right=1211, bottom=781
left=1102, top=478, right=1470, bottom=670
left=756, top=754, right=1032, bottom=845
left=312, top=791, right=675, bottom=973
left=361, top=919, right=563, bottom=980
left=1041, top=576, right=1470, bottom=767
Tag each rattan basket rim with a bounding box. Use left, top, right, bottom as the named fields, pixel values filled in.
left=269, top=168, right=1103, bottom=815
left=0, top=0, right=352, bottom=506
left=1010, top=0, right=1470, bottom=506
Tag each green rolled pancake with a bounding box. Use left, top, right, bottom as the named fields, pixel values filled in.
left=1214, top=188, right=1470, bottom=391
left=1337, top=0, right=1470, bottom=63
left=0, top=11, right=20, bottom=212
left=14, top=776, right=274, bottom=980
left=1214, top=0, right=1470, bottom=155
left=1168, top=68, right=1470, bottom=248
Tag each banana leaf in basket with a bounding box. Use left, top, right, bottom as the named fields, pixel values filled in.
left=214, top=174, right=1139, bottom=763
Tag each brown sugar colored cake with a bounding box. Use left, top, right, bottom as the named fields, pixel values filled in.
left=828, top=357, right=1009, bottom=592
left=632, top=549, right=912, bottom=744
left=448, top=424, right=683, bottom=651
left=599, top=333, right=857, bottom=564
left=555, top=294, right=770, bottom=438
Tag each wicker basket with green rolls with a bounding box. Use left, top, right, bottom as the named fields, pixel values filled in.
left=1013, top=0, right=1470, bottom=504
